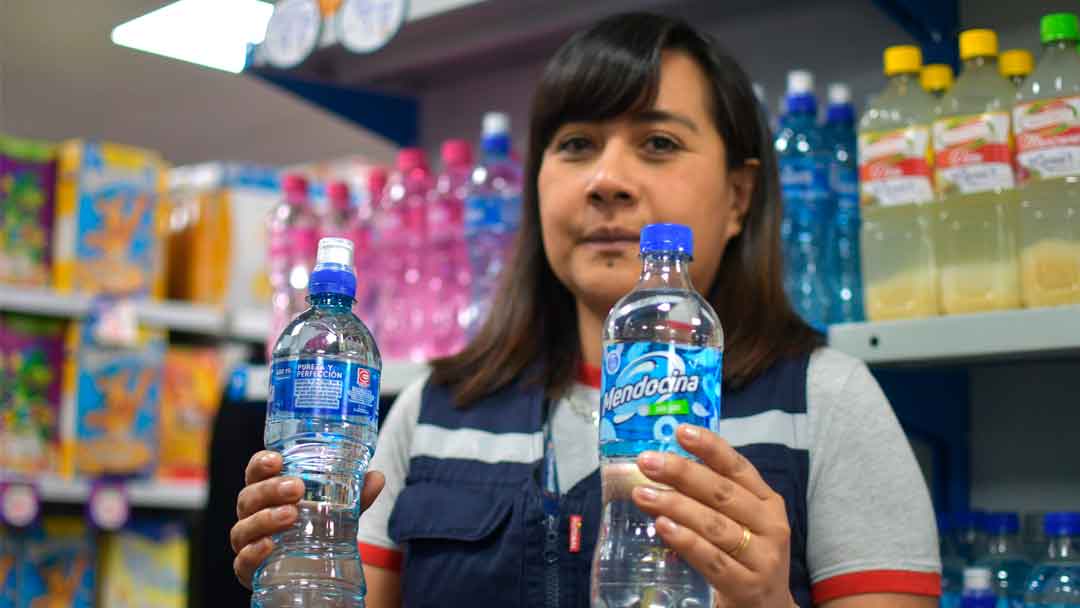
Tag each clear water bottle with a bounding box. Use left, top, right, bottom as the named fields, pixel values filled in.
left=592, top=224, right=721, bottom=608
left=253, top=237, right=382, bottom=608
left=775, top=69, right=830, bottom=330
left=962, top=567, right=997, bottom=608
left=464, top=112, right=521, bottom=333
left=940, top=514, right=966, bottom=608
left=955, top=511, right=988, bottom=564
left=822, top=82, right=864, bottom=323
left=974, top=513, right=1032, bottom=608
left=1023, top=512, right=1080, bottom=607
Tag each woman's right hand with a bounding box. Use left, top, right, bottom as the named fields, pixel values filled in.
left=231, top=450, right=386, bottom=589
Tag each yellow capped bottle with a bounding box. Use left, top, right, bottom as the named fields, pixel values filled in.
left=858, top=45, right=940, bottom=320
left=922, top=64, right=955, bottom=98
left=932, top=29, right=1021, bottom=314
left=1000, top=49, right=1034, bottom=89
left=1014, top=13, right=1080, bottom=307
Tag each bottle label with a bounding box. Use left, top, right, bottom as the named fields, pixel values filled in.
left=599, top=343, right=721, bottom=451
left=270, top=357, right=381, bottom=422
left=464, top=194, right=503, bottom=234
left=779, top=157, right=831, bottom=209
left=932, top=112, right=1015, bottom=194
left=830, top=162, right=859, bottom=210
left=1014, top=95, right=1080, bottom=182
left=857, top=126, right=934, bottom=206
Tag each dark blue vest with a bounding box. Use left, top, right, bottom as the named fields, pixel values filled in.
left=388, top=355, right=812, bottom=607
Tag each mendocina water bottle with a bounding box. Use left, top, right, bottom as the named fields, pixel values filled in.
left=592, top=224, right=721, bottom=608
left=252, top=237, right=382, bottom=608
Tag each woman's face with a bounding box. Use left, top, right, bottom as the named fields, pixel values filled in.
left=538, top=50, right=755, bottom=316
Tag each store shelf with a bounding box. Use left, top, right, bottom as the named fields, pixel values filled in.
left=828, top=305, right=1080, bottom=365
left=6, top=475, right=208, bottom=510
left=0, top=286, right=227, bottom=335
left=0, top=285, right=89, bottom=317
left=230, top=307, right=273, bottom=342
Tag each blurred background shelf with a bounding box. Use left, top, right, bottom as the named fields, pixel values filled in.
left=828, top=305, right=1080, bottom=365
left=26, top=476, right=208, bottom=510
left=0, top=286, right=227, bottom=335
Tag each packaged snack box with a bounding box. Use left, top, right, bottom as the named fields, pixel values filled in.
left=0, top=136, right=56, bottom=287
left=18, top=517, right=95, bottom=608
left=100, top=520, right=187, bottom=608
left=158, top=346, right=222, bottom=480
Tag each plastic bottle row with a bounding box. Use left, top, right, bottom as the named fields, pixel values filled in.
left=860, top=13, right=1080, bottom=322
left=265, top=112, right=522, bottom=362
left=938, top=511, right=1080, bottom=607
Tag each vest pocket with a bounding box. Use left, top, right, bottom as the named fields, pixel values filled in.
left=389, top=481, right=515, bottom=542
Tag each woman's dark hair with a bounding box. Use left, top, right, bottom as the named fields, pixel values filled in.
left=431, top=12, right=822, bottom=405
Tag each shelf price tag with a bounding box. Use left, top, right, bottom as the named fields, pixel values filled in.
left=88, top=481, right=130, bottom=531
left=0, top=482, right=40, bottom=528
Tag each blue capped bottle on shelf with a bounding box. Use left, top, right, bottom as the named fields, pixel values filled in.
left=974, top=512, right=1031, bottom=608
left=591, top=223, right=721, bottom=608
left=776, top=69, right=830, bottom=330
left=253, top=237, right=382, bottom=608
left=939, top=513, right=966, bottom=608
left=1024, top=512, right=1080, bottom=607
left=822, top=82, right=864, bottom=323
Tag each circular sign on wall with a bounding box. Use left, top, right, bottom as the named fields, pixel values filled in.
left=0, top=483, right=40, bottom=528
left=263, top=0, right=323, bottom=69
left=338, top=0, right=408, bottom=54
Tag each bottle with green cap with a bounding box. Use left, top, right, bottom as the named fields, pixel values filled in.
left=921, top=63, right=954, bottom=98
left=931, top=28, right=1022, bottom=315
left=857, top=44, right=940, bottom=320
left=1000, top=49, right=1034, bottom=88
left=1014, top=12, right=1080, bottom=308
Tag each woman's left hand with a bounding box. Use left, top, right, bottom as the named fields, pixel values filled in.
left=631, top=424, right=796, bottom=608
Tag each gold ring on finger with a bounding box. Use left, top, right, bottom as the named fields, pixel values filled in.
left=729, top=526, right=752, bottom=558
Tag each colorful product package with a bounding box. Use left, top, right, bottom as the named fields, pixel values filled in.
left=17, top=517, right=95, bottom=608
left=0, top=136, right=57, bottom=287
left=0, top=314, right=66, bottom=476
left=60, top=309, right=165, bottom=478
left=167, top=163, right=278, bottom=310
left=100, top=520, right=187, bottom=608
left=52, top=140, right=166, bottom=297
left=158, top=346, right=222, bottom=480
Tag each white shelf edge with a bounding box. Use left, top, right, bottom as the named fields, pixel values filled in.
left=10, top=475, right=207, bottom=510
left=0, top=285, right=89, bottom=317
left=828, top=305, right=1080, bottom=365
left=230, top=307, right=272, bottom=342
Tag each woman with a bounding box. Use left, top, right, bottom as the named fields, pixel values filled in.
left=231, top=13, right=941, bottom=608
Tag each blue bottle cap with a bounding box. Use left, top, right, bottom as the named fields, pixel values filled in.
left=826, top=103, right=855, bottom=124
left=309, top=237, right=357, bottom=298
left=982, top=512, right=1020, bottom=534
left=785, top=93, right=818, bottom=116
left=952, top=510, right=986, bottom=530
left=1044, top=512, right=1080, bottom=537
left=640, top=223, right=693, bottom=257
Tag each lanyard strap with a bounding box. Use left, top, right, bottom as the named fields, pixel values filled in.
left=540, top=401, right=560, bottom=518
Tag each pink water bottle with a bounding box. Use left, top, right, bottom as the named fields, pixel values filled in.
left=351, top=169, right=385, bottom=329
left=266, top=173, right=318, bottom=357
left=374, top=149, right=433, bottom=361
left=427, top=140, right=473, bottom=358
left=320, top=180, right=354, bottom=241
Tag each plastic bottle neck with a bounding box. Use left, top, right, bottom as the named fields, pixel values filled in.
left=308, top=291, right=355, bottom=310
left=639, top=252, right=694, bottom=290
left=962, top=55, right=999, bottom=76
left=985, top=531, right=1022, bottom=556
left=1047, top=534, right=1079, bottom=561
left=1044, top=38, right=1078, bottom=57
left=887, top=71, right=921, bottom=95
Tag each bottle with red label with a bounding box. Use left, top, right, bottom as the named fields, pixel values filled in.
left=932, top=28, right=1022, bottom=315
left=1015, top=12, right=1080, bottom=307
left=858, top=45, right=941, bottom=320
